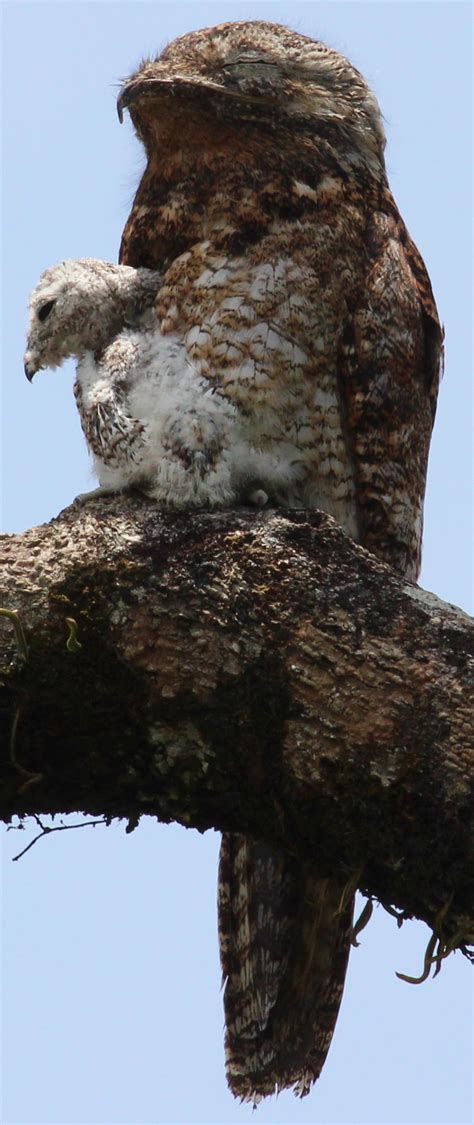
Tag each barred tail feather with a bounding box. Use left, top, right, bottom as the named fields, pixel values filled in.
left=218, top=832, right=353, bottom=1102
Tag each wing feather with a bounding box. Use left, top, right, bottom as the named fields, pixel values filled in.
left=339, top=197, right=443, bottom=579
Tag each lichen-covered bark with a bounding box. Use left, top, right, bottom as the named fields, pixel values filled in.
left=0, top=497, right=473, bottom=947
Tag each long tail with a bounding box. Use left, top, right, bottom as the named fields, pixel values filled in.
left=218, top=832, right=353, bottom=1102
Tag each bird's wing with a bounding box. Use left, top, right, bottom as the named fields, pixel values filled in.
left=338, top=195, right=443, bottom=580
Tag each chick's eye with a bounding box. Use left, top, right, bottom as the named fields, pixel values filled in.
left=37, top=300, right=55, bottom=323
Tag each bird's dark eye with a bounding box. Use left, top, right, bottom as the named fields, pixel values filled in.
left=37, top=300, right=56, bottom=322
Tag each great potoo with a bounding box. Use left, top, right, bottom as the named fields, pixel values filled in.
left=115, top=19, right=443, bottom=1103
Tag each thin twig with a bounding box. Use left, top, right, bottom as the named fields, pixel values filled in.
left=351, top=897, right=373, bottom=947
left=0, top=607, right=29, bottom=661
left=12, top=815, right=107, bottom=861
left=65, top=617, right=82, bottom=653
left=9, top=707, right=43, bottom=792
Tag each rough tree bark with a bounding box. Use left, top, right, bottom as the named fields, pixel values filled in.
left=1, top=497, right=473, bottom=956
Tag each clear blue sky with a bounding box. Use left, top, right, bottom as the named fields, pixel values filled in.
left=2, top=3, right=472, bottom=1123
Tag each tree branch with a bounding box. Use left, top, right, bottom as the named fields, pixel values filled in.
left=1, top=497, right=473, bottom=950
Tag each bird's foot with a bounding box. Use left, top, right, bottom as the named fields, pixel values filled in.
left=73, top=485, right=118, bottom=505
left=246, top=488, right=269, bottom=507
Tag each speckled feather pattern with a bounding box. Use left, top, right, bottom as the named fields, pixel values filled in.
left=25, top=19, right=443, bottom=1103
left=118, top=21, right=442, bottom=581
left=116, top=20, right=442, bottom=1103
left=25, top=259, right=296, bottom=509
left=218, top=836, right=354, bottom=1101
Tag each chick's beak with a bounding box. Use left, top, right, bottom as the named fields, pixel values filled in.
left=116, top=86, right=128, bottom=124
left=24, top=354, right=38, bottom=382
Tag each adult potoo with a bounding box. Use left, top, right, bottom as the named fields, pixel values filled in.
left=117, top=20, right=443, bottom=1101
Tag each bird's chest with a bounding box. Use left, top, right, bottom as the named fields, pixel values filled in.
left=154, top=214, right=364, bottom=534
left=156, top=216, right=362, bottom=440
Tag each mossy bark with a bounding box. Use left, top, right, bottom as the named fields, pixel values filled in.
left=1, top=497, right=473, bottom=947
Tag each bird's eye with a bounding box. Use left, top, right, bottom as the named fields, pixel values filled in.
left=37, top=300, right=56, bottom=322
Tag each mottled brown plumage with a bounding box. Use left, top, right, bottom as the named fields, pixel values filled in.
left=218, top=836, right=354, bottom=1100
left=117, top=19, right=443, bottom=1101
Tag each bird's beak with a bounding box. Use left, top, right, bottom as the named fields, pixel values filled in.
left=24, top=354, right=39, bottom=382
left=116, top=74, right=240, bottom=123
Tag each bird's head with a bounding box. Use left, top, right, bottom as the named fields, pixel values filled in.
left=117, top=20, right=386, bottom=172
left=24, top=258, right=141, bottom=380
